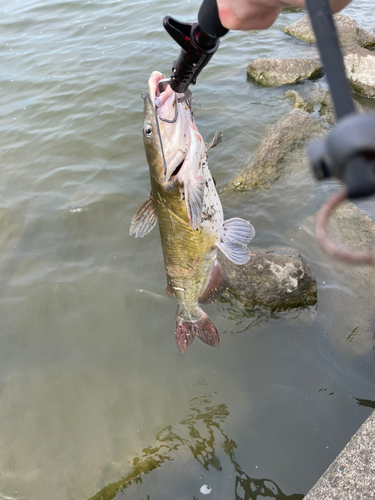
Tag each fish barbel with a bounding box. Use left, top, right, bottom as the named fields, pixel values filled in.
left=130, top=71, right=255, bottom=353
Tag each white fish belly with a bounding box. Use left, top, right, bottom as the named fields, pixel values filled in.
left=199, top=161, right=223, bottom=242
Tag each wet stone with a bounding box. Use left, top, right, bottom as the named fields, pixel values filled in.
left=228, top=108, right=323, bottom=191
left=247, top=58, right=322, bottom=87
left=284, top=89, right=314, bottom=113
left=286, top=85, right=363, bottom=126
left=303, top=86, right=336, bottom=125
left=343, top=47, right=375, bottom=98
left=281, top=6, right=304, bottom=13
left=294, top=199, right=375, bottom=357
left=326, top=199, right=375, bottom=253
left=220, top=247, right=317, bottom=312
left=284, top=14, right=375, bottom=49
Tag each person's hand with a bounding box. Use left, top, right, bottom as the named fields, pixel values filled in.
left=217, top=0, right=353, bottom=30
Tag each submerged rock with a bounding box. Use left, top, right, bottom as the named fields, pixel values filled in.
left=326, top=199, right=375, bottom=253
left=304, top=86, right=336, bottom=125
left=285, top=85, right=363, bottom=126
left=287, top=198, right=375, bottom=356
left=284, top=14, right=375, bottom=49
left=228, top=108, right=323, bottom=191
left=284, top=89, right=314, bottom=113
left=220, top=247, right=317, bottom=311
left=344, top=47, right=375, bottom=98
left=282, top=6, right=304, bottom=13
left=247, top=58, right=322, bottom=87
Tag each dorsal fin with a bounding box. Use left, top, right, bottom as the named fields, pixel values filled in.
left=198, top=260, right=230, bottom=304
left=205, top=130, right=223, bottom=153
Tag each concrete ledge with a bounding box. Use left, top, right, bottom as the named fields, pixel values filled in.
left=304, top=411, right=375, bottom=499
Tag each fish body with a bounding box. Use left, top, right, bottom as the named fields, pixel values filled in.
left=130, top=71, right=255, bottom=352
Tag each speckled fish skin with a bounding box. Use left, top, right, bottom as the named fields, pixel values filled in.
left=131, top=71, right=254, bottom=353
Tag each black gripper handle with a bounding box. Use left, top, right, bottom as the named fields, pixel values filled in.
left=198, top=0, right=229, bottom=38
left=163, top=0, right=228, bottom=94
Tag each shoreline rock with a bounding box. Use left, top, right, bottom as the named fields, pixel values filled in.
left=284, top=86, right=363, bottom=126
left=284, top=89, right=314, bottom=113
left=247, top=58, right=322, bottom=87
left=220, top=247, right=317, bottom=311
left=289, top=198, right=375, bottom=356
left=326, top=199, right=375, bottom=253
left=344, top=47, right=375, bottom=98
left=282, top=6, right=304, bottom=13
left=227, top=108, right=323, bottom=191
left=284, top=14, right=375, bottom=49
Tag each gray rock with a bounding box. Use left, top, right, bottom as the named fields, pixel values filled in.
left=247, top=58, right=322, bottom=87
left=289, top=199, right=375, bottom=356
left=228, top=108, right=323, bottom=191
left=284, top=89, right=314, bottom=113
left=326, top=199, right=375, bottom=253
left=282, top=6, right=304, bottom=13
left=284, top=87, right=337, bottom=125
left=304, top=411, right=375, bottom=500
left=326, top=200, right=375, bottom=356
left=307, top=86, right=336, bottom=125
left=284, top=14, right=375, bottom=49
left=344, top=47, right=375, bottom=98
left=220, top=247, right=317, bottom=311
left=291, top=85, right=363, bottom=125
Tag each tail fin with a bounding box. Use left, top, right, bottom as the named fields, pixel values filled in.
left=175, top=307, right=220, bottom=353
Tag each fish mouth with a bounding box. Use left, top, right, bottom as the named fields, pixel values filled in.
left=147, top=72, right=174, bottom=109
left=148, top=72, right=187, bottom=123
left=146, top=71, right=193, bottom=183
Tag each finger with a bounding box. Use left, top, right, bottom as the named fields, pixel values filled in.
left=217, top=0, right=282, bottom=30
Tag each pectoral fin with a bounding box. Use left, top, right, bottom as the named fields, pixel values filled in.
left=129, top=197, right=157, bottom=238
left=217, top=241, right=251, bottom=265
left=184, top=177, right=205, bottom=230
left=222, top=218, right=255, bottom=244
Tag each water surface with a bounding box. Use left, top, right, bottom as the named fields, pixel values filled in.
left=0, top=1, right=374, bottom=499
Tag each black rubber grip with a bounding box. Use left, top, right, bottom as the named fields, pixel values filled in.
left=305, top=0, right=355, bottom=120
left=198, top=0, right=229, bottom=38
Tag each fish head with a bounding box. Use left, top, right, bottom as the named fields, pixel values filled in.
left=142, top=71, right=195, bottom=185
left=142, top=89, right=164, bottom=183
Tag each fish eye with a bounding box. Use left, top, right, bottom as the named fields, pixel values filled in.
left=143, top=124, right=152, bottom=137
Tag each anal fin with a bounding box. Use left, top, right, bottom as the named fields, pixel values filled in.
left=198, top=260, right=230, bottom=304
left=129, top=197, right=157, bottom=238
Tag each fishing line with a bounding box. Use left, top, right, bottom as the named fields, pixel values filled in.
left=146, top=92, right=168, bottom=177
left=159, top=94, right=179, bottom=123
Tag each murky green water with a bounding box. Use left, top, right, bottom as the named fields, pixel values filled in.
left=0, top=1, right=374, bottom=499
